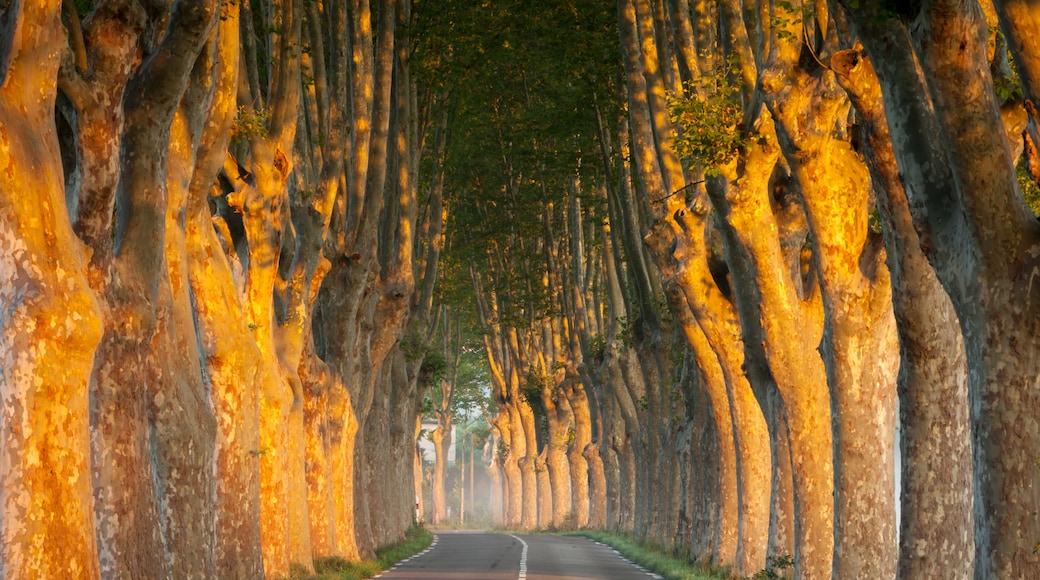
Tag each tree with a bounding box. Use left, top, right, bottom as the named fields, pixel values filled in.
left=0, top=2, right=103, bottom=577
left=829, top=24, right=974, bottom=575
left=846, top=2, right=1040, bottom=575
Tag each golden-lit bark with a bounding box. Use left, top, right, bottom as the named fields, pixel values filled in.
left=517, top=393, right=540, bottom=530
left=764, top=23, right=899, bottom=573
left=563, top=380, right=593, bottom=528
left=673, top=196, right=771, bottom=577
left=2, top=0, right=436, bottom=575
left=301, top=342, right=338, bottom=559
left=706, top=111, right=833, bottom=578
left=181, top=4, right=266, bottom=575
left=57, top=1, right=222, bottom=577
left=831, top=43, right=975, bottom=578
left=0, top=3, right=103, bottom=577
left=430, top=424, right=449, bottom=524
left=536, top=449, right=553, bottom=529
left=859, top=3, right=1040, bottom=575
left=231, top=0, right=315, bottom=570
left=188, top=190, right=266, bottom=578
left=543, top=383, right=574, bottom=529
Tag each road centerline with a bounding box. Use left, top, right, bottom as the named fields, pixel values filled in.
left=509, top=534, right=529, bottom=580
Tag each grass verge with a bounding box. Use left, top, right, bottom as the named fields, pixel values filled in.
left=567, top=530, right=728, bottom=580
left=290, top=524, right=434, bottom=580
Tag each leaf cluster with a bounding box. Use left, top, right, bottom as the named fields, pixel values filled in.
left=231, top=106, right=270, bottom=142
left=668, top=64, right=747, bottom=174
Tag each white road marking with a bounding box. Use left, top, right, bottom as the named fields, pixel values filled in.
left=589, top=539, right=662, bottom=578
left=373, top=534, right=439, bottom=578
left=509, top=534, right=529, bottom=580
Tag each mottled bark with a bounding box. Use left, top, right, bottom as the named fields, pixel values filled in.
left=500, top=407, right=524, bottom=527
left=903, top=4, right=1040, bottom=575
left=831, top=42, right=975, bottom=578
left=188, top=191, right=264, bottom=578
left=543, top=381, right=574, bottom=529
left=766, top=36, right=899, bottom=576
left=673, top=196, right=771, bottom=576
left=564, top=380, right=592, bottom=528
left=670, top=298, right=739, bottom=568
left=707, top=110, right=834, bottom=579
left=768, top=392, right=795, bottom=562
left=182, top=4, right=265, bottom=575
left=536, top=449, right=553, bottom=529
left=234, top=139, right=296, bottom=575
left=518, top=400, right=540, bottom=530
left=301, top=344, right=337, bottom=559
left=0, top=3, right=104, bottom=577
left=60, top=1, right=221, bottom=576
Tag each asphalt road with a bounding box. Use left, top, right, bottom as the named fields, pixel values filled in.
left=375, top=531, right=662, bottom=580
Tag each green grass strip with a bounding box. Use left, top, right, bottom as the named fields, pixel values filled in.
left=567, top=530, right=728, bottom=580
left=289, top=524, right=434, bottom=580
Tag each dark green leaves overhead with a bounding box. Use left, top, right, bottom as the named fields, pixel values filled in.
left=412, top=0, right=620, bottom=320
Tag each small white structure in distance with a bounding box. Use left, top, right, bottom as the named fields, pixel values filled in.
left=417, top=419, right=457, bottom=465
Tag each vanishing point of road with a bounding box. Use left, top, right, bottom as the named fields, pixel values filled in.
left=375, top=531, right=664, bottom=580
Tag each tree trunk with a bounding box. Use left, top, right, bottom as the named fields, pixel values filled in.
left=431, top=422, right=449, bottom=524
left=766, top=43, right=900, bottom=575
left=518, top=402, right=540, bottom=530
left=706, top=112, right=835, bottom=578
left=909, top=5, right=1040, bottom=574
left=536, top=449, right=553, bottom=529
left=565, top=381, right=593, bottom=528
left=673, top=197, right=771, bottom=576
left=831, top=41, right=975, bottom=578
left=670, top=300, right=739, bottom=568
left=841, top=4, right=1040, bottom=575
left=544, top=389, right=574, bottom=529
left=187, top=193, right=265, bottom=577
left=0, top=4, right=104, bottom=577
left=301, top=346, right=337, bottom=558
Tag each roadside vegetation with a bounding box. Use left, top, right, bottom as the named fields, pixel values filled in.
left=290, top=525, right=434, bottom=580
left=569, top=530, right=728, bottom=580
left=569, top=530, right=793, bottom=579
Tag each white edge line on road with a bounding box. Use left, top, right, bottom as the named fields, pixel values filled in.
left=588, top=539, right=663, bottom=579
left=373, top=534, right=440, bottom=578
left=508, top=534, right=529, bottom=580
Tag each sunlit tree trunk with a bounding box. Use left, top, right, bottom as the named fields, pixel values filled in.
left=831, top=39, right=975, bottom=578
left=188, top=184, right=265, bottom=578
left=765, top=18, right=900, bottom=573
left=672, top=193, right=771, bottom=576
left=541, top=374, right=574, bottom=529
left=706, top=115, right=833, bottom=578
left=564, top=380, right=593, bottom=528
left=58, top=1, right=221, bottom=576
left=430, top=424, right=449, bottom=524
left=0, top=3, right=104, bottom=577
left=232, top=0, right=312, bottom=571
left=181, top=4, right=266, bottom=575
left=849, top=3, right=1040, bottom=575
left=301, top=340, right=338, bottom=559
left=536, top=448, right=553, bottom=529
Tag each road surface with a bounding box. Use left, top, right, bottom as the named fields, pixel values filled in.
left=376, top=531, right=663, bottom=580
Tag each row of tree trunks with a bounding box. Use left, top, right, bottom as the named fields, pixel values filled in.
left=839, top=2, right=1040, bottom=576
left=1, top=0, right=440, bottom=577
left=588, top=0, right=1040, bottom=578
